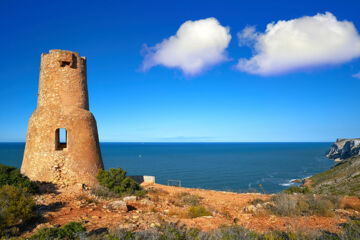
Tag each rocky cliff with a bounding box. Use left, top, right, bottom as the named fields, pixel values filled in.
left=326, top=138, right=360, bottom=161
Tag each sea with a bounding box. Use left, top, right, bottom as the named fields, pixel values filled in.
left=0, top=142, right=334, bottom=193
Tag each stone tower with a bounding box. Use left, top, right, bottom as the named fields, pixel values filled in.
left=21, top=50, right=104, bottom=187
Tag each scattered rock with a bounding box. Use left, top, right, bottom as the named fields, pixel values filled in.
left=123, top=196, right=137, bottom=202
left=303, top=178, right=313, bottom=186
left=139, top=199, right=154, bottom=206
left=291, top=179, right=303, bottom=183
left=108, top=200, right=128, bottom=212
left=243, top=205, right=257, bottom=213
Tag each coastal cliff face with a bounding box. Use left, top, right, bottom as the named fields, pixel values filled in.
left=326, top=138, right=360, bottom=161
left=306, top=138, right=360, bottom=195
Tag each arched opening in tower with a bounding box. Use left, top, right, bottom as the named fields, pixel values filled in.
left=55, top=128, right=67, bottom=150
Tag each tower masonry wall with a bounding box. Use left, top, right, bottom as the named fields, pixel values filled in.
left=38, top=50, right=89, bottom=110
left=21, top=50, right=104, bottom=187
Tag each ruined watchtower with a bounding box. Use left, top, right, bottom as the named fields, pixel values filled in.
left=21, top=50, right=104, bottom=187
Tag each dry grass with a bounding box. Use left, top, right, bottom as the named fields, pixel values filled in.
left=341, top=197, right=360, bottom=211
left=268, top=193, right=341, bottom=217
left=147, top=187, right=169, bottom=202
left=150, top=206, right=158, bottom=213
left=167, top=208, right=188, bottom=218
left=173, top=192, right=202, bottom=207
left=187, top=205, right=212, bottom=218
left=76, top=193, right=98, bottom=205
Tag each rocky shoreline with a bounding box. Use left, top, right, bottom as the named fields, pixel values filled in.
left=289, top=138, right=360, bottom=187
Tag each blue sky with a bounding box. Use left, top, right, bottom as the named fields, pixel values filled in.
left=1, top=0, right=360, bottom=142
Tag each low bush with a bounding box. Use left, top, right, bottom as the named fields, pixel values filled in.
left=107, top=222, right=198, bottom=240
left=96, top=168, right=146, bottom=197
left=0, top=164, right=39, bottom=194
left=91, top=185, right=122, bottom=199
left=174, top=192, right=201, bottom=207
left=269, top=193, right=341, bottom=217
left=0, top=185, right=36, bottom=237
left=250, top=198, right=266, bottom=205
left=28, top=220, right=360, bottom=240
left=187, top=205, right=211, bottom=218
left=29, top=222, right=86, bottom=240
left=147, top=187, right=169, bottom=203
left=100, top=222, right=360, bottom=240
left=342, top=219, right=360, bottom=240
left=284, top=185, right=311, bottom=194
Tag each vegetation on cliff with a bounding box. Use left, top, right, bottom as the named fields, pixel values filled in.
left=0, top=185, right=36, bottom=237
left=27, top=221, right=360, bottom=240
left=29, top=222, right=86, bottom=240
left=0, top=164, right=39, bottom=194
left=0, top=165, right=40, bottom=237
left=96, top=167, right=146, bottom=197
left=268, top=193, right=341, bottom=217
left=309, top=155, right=360, bottom=196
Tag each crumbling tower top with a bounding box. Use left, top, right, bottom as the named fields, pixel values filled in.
left=38, top=50, right=89, bottom=110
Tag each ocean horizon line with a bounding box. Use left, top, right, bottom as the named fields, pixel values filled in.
left=0, top=141, right=334, bottom=144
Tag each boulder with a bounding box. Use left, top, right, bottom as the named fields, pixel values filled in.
left=291, top=179, right=303, bottom=183
left=243, top=205, right=257, bottom=213
left=108, top=200, right=128, bottom=212
left=123, top=196, right=137, bottom=202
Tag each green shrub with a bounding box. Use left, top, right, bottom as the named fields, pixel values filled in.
left=187, top=205, right=211, bottom=218
left=96, top=168, right=146, bottom=197
left=284, top=185, right=311, bottom=194
left=29, top=222, right=86, bottom=240
left=342, top=219, right=360, bottom=239
left=106, top=228, right=134, bottom=240
left=0, top=185, right=36, bottom=237
left=0, top=164, right=39, bottom=194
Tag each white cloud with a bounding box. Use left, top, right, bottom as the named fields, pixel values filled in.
left=237, top=26, right=259, bottom=47
left=236, top=12, right=360, bottom=75
left=142, top=17, right=231, bottom=75
left=353, top=72, right=360, bottom=79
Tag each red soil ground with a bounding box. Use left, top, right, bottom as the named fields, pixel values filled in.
left=26, top=183, right=360, bottom=236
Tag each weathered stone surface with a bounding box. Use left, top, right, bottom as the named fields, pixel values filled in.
left=21, top=50, right=104, bottom=187
left=326, top=138, right=360, bottom=160
left=291, top=179, right=303, bottom=183
left=108, top=200, right=128, bottom=211
left=123, top=196, right=137, bottom=202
